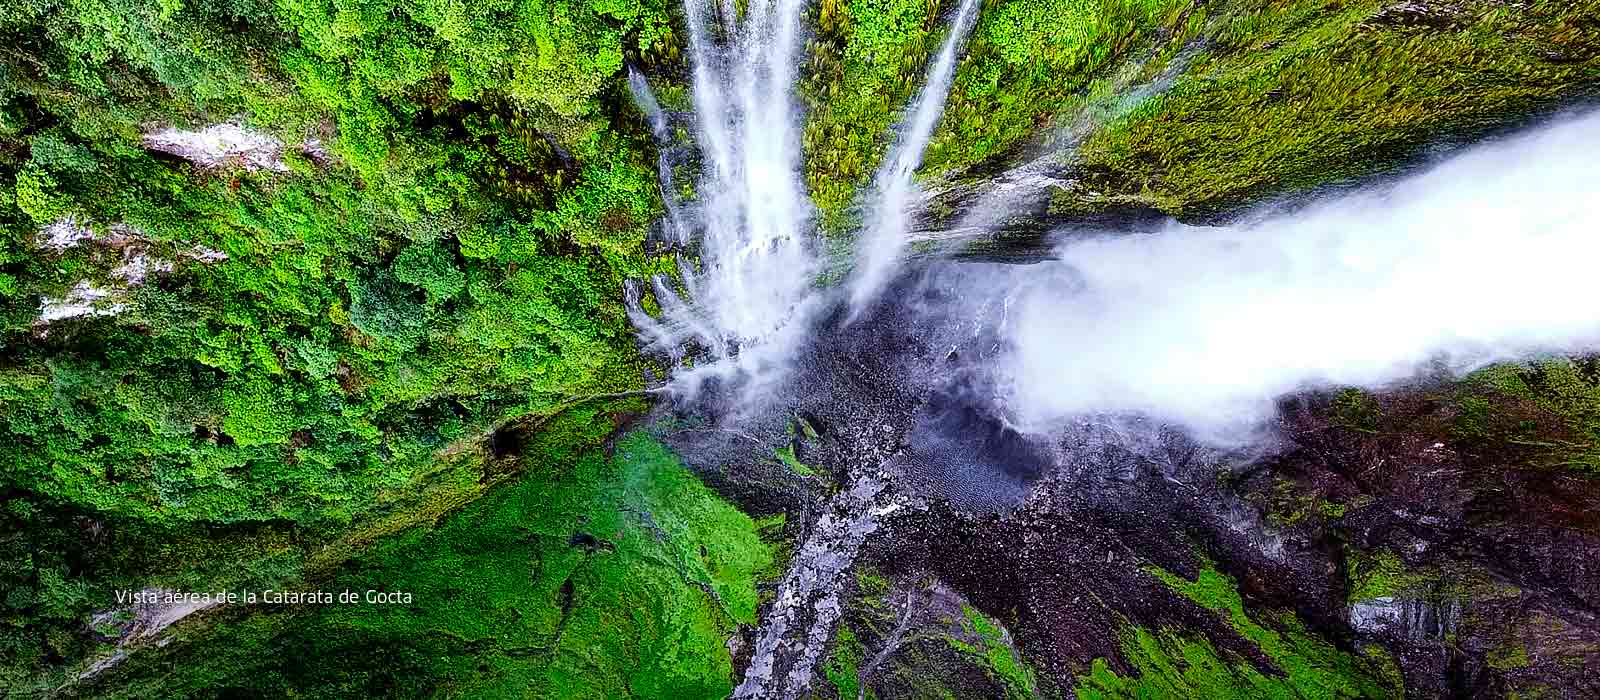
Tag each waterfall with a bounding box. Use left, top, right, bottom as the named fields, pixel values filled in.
left=848, top=0, right=983, bottom=313
left=628, top=0, right=820, bottom=399
left=732, top=475, right=909, bottom=700
left=627, top=67, right=668, bottom=140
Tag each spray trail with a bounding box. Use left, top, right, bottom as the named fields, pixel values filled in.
left=1004, top=111, right=1600, bottom=442
left=627, top=67, right=692, bottom=243
left=848, top=0, right=983, bottom=312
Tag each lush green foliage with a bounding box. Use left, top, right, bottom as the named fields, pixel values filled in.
left=951, top=603, right=1039, bottom=700
left=801, top=0, right=940, bottom=225
left=0, top=0, right=674, bottom=528
left=924, top=0, right=1191, bottom=174
left=6, top=0, right=1599, bottom=695
left=1, top=0, right=681, bottom=685
left=1454, top=358, right=1600, bottom=473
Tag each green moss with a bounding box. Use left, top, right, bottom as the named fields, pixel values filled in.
left=1262, top=478, right=1320, bottom=528
left=1345, top=550, right=1430, bottom=603
left=1066, top=0, right=1600, bottom=217
left=1344, top=547, right=1522, bottom=610
left=925, top=0, right=1193, bottom=177
left=1488, top=643, right=1532, bottom=671
left=754, top=514, right=795, bottom=606
left=1099, top=564, right=1399, bottom=699
left=951, top=604, right=1039, bottom=700
left=1456, top=359, right=1600, bottom=473
left=1362, top=644, right=1405, bottom=694
left=74, top=432, right=772, bottom=698
left=1331, top=388, right=1382, bottom=434
left=856, top=566, right=894, bottom=599
left=776, top=444, right=819, bottom=477
left=825, top=624, right=872, bottom=700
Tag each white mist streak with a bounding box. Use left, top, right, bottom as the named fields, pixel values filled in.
left=1006, top=112, right=1600, bottom=442
left=849, top=0, right=982, bottom=312
left=626, top=67, right=690, bottom=243
left=627, top=67, right=668, bottom=139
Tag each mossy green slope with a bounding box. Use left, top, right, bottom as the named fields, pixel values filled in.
left=1078, top=565, right=1399, bottom=699
left=75, top=432, right=773, bottom=698
left=1065, top=0, right=1600, bottom=217
left=2, top=0, right=681, bottom=681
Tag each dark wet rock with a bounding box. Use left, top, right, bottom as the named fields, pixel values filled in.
left=753, top=352, right=1596, bottom=696
left=1363, top=1, right=1465, bottom=30
left=909, top=162, right=1175, bottom=263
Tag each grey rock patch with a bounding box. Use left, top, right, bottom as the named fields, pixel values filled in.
left=1349, top=596, right=1460, bottom=642
left=38, top=217, right=97, bottom=251
left=77, top=588, right=226, bottom=681
left=40, top=281, right=126, bottom=321
left=143, top=122, right=291, bottom=172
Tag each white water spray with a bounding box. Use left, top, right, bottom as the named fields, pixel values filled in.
left=849, top=0, right=983, bottom=312
left=629, top=0, right=820, bottom=396
left=1005, top=111, right=1600, bottom=443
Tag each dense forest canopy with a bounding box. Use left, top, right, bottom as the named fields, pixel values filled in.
left=2, top=0, right=683, bottom=688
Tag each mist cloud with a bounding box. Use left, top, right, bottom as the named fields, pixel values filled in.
left=1005, top=111, right=1600, bottom=442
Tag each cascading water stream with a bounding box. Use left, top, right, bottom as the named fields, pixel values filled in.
left=629, top=0, right=1600, bottom=690
left=625, top=2, right=988, bottom=696
left=848, top=0, right=983, bottom=313
left=626, top=66, right=689, bottom=242
left=627, top=0, right=820, bottom=400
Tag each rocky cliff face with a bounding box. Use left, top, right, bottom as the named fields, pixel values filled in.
left=641, top=253, right=1599, bottom=698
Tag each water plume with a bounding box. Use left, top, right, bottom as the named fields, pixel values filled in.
left=1004, top=111, right=1600, bottom=443
left=848, top=0, right=983, bottom=313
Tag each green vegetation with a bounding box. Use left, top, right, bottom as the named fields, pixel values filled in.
left=907, top=0, right=1600, bottom=222
left=951, top=603, right=1039, bottom=700
left=3, top=397, right=643, bottom=693
left=1343, top=547, right=1521, bottom=609
left=824, top=623, right=873, bottom=700
left=1454, top=359, right=1600, bottom=473
left=776, top=444, right=820, bottom=478
left=1, top=0, right=685, bottom=685
left=1488, top=643, right=1532, bottom=671
left=75, top=432, right=773, bottom=698
left=1330, top=388, right=1383, bottom=434
left=1058, top=0, right=1600, bottom=217
left=926, top=0, right=1193, bottom=175
left=801, top=0, right=941, bottom=226
left=1345, top=549, right=1430, bottom=602
left=2, top=0, right=673, bottom=526
left=1077, top=564, right=1399, bottom=699
left=5, top=0, right=1598, bottom=695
